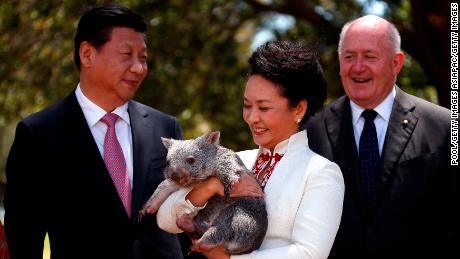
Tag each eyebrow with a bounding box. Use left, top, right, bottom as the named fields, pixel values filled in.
left=343, top=49, right=377, bottom=54
left=243, top=97, right=273, bottom=103
left=120, top=42, right=147, bottom=52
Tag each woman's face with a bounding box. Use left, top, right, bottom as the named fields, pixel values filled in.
left=243, top=75, right=305, bottom=150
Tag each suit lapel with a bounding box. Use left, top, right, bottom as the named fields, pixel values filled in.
left=128, top=101, right=156, bottom=221
left=371, top=88, right=418, bottom=212
left=63, top=92, right=108, bottom=174
left=63, top=92, right=131, bottom=219
left=325, top=97, right=366, bottom=214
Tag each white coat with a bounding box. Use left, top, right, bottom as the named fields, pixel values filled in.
left=157, top=130, right=344, bottom=259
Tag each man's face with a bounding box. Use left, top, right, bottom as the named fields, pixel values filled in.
left=339, top=22, right=404, bottom=109
left=87, top=27, right=148, bottom=108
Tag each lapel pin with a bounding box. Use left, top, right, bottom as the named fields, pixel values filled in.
left=402, top=119, right=409, bottom=125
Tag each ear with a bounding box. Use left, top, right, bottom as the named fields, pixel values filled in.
left=79, top=41, right=96, bottom=68
left=204, top=131, right=220, bottom=146
left=161, top=137, right=173, bottom=149
left=295, top=100, right=307, bottom=122
left=392, top=51, right=405, bottom=76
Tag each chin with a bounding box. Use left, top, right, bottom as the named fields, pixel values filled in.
left=254, top=139, right=271, bottom=149
left=252, top=136, right=263, bottom=146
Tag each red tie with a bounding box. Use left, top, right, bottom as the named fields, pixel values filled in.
left=101, top=113, right=132, bottom=218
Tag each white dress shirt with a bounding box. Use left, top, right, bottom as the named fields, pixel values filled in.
left=350, top=86, right=396, bottom=156
left=75, top=84, right=133, bottom=189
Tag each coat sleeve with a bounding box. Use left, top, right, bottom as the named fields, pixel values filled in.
left=232, top=160, right=344, bottom=259
left=156, top=187, right=206, bottom=233
left=173, top=117, right=183, bottom=140
left=4, top=121, right=48, bottom=259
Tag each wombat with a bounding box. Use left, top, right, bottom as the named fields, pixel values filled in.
left=140, top=131, right=268, bottom=255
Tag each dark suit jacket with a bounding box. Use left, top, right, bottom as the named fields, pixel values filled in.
left=306, top=88, right=458, bottom=259
left=4, top=91, right=184, bottom=259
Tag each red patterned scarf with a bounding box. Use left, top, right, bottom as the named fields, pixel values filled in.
left=251, top=152, right=284, bottom=189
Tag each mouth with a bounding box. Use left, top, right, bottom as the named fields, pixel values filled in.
left=123, top=79, right=141, bottom=88
left=352, top=77, right=371, bottom=84
left=251, top=127, right=268, bottom=136
left=176, top=177, right=190, bottom=186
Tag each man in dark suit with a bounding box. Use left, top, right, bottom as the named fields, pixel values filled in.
left=306, top=15, right=457, bottom=259
left=4, top=6, right=184, bottom=259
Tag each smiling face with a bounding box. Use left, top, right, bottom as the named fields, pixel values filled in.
left=243, top=75, right=305, bottom=151
left=339, top=19, right=404, bottom=109
left=79, top=27, right=148, bottom=111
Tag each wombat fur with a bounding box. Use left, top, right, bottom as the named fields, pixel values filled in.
left=140, top=131, right=268, bottom=254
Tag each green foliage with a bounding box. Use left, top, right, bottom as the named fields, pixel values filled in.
left=0, top=0, right=440, bottom=188
left=133, top=0, right=256, bottom=150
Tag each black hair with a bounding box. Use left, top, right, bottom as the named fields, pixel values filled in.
left=248, top=40, right=327, bottom=124
left=74, top=5, right=147, bottom=69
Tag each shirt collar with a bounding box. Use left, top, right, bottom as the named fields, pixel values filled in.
left=350, top=86, right=396, bottom=125
left=259, top=135, right=290, bottom=156
left=75, top=84, right=130, bottom=127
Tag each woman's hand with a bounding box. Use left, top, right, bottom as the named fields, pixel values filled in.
left=191, top=241, right=230, bottom=259
left=201, top=246, right=230, bottom=259
left=186, top=172, right=263, bottom=208
left=230, top=172, right=264, bottom=198
left=185, top=177, right=224, bottom=207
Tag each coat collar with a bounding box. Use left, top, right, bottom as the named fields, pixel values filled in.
left=326, top=96, right=365, bottom=213
left=374, top=87, right=418, bottom=207
left=60, top=93, right=155, bottom=222
left=256, top=130, right=310, bottom=194
left=128, top=101, right=151, bottom=221
left=62, top=92, right=133, bottom=219
left=255, top=130, right=309, bottom=158
left=324, top=87, right=419, bottom=216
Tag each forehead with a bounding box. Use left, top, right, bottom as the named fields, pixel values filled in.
left=244, top=75, right=283, bottom=101
left=341, top=22, right=390, bottom=52
left=107, top=27, right=147, bottom=48
left=167, top=139, right=195, bottom=155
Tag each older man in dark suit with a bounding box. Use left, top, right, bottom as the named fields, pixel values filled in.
left=306, top=15, right=458, bottom=259
left=4, top=6, right=184, bottom=259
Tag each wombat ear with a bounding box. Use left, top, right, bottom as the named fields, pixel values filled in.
left=205, top=131, right=220, bottom=146
left=161, top=137, right=173, bottom=149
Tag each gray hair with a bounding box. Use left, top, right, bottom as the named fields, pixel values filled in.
left=337, top=15, right=401, bottom=54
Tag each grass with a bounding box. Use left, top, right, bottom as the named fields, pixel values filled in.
left=43, top=233, right=50, bottom=259
left=2, top=216, right=50, bottom=258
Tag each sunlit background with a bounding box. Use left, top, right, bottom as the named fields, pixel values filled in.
left=0, top=1, right=451, bottom=257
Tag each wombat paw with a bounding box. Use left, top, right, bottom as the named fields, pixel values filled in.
left=176, top=213, right=195, bottom=233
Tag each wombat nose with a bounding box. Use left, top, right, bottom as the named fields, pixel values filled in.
left=170, top=170, right=189, bottom=186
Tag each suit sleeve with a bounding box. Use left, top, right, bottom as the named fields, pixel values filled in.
left=232, top=161, right=344, bottom=259
left=4, top=121, right=48, bottom=259
left=173, top=118, right=183, bottom=140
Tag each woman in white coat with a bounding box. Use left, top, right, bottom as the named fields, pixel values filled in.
left=157, top=40, right=344, bottom=259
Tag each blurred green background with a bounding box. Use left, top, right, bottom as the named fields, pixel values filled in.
left=0, top=0, right=451, bottom=225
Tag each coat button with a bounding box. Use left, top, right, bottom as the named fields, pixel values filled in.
left=367, top=227, right=373, bottom=234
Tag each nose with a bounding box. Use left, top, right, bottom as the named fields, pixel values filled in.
left=351, top=56, right=366, bottom=73
left=170, top=168, right=189, bottom=186
left=130, top=59, right=147, bottom=75
left=245, top=108, right=260, bottom=124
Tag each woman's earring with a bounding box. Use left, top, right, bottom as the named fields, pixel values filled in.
left=296, top=118, right=301, bottom=124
